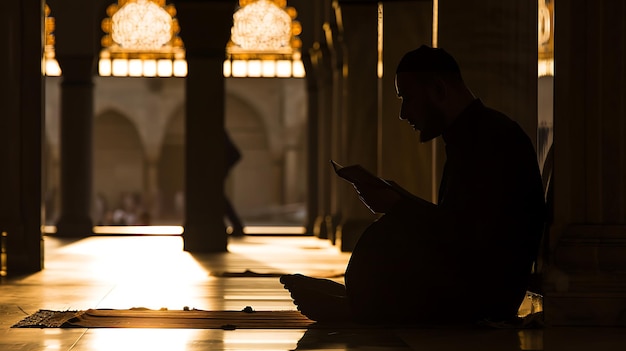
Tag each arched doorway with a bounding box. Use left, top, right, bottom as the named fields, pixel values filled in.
left=158, top=107, right=185, bottom=223
left=226, top=94, right=280, bottom=225
left=93, top=110, right=146, bottom=225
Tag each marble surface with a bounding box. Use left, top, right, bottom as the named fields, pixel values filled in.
left=0, top=234, right=625, bottom=350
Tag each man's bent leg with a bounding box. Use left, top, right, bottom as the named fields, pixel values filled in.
left=344, top=212, right=468, bottom=324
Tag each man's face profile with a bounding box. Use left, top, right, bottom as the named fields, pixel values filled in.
left=395, top=72, right=447, bottom=142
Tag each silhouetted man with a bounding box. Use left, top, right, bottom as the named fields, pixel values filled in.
left=281, top=45, right=546, bottom=325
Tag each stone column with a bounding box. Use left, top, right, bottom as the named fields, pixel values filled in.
left=312, top=28, right=337, bottom=240
left=304, top=49, right=321, bottom=236
left=54, top=57, right=95, bottom=236
left=176, top=1, right=233, bottom=252
left=544, top=0, right=626, bottom=326
left=0, top=0, right=44, bottom=274
left=289, top=0, right=319, bottom=236
left=327, top=7, right=347, bottom=243
left=52, top=0, right=97, bottom=237
left=333, top=1, right=379, bottom=251
left=304, top=1, right=344, bottom=241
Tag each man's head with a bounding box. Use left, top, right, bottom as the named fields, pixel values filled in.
left=395, top=45, right=471, bottom=142
left=396, top=45, right=461, bottom=76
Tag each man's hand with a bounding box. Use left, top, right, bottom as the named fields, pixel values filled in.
left=353, top=182, right=403, bottom=213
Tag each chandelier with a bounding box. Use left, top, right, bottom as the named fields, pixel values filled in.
left=98, top=0, right=187, bottom=77
left=224, top=0, right=305, bottom=78
left=43, top=4, right=61, bottom=76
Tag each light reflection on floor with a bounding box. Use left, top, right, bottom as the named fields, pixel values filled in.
left=43, top=225, right=308, bottom=236
left=81, top=329, right=305, bottom=351
left=221, top=330, right=306, bottom=350
left=48, top=236, right=209, bottom=286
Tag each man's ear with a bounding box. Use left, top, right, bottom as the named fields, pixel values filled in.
left=425, top=78, right=447, bottom=108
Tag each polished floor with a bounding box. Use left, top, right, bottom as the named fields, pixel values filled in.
left=1, top=234, right=625, bottom=350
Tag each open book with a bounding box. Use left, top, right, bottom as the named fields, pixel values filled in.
left=330, top=160, right=422, bottom=200
left=331, top=160, right=437, bottom=214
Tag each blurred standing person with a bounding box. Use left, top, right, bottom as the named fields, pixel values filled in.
left=224, top=129, right=245, bottom=236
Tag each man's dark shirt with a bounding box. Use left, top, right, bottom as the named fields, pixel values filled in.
left=438, top=98, right=546, bottom=319
left=345, top=99, right=546, bottom=323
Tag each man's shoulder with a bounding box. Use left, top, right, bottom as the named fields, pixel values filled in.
left=463, top=104, right=536, bottom=163
left=477, top=103, right=514, bottom=125
left=477, top=104, right=528, bottom=140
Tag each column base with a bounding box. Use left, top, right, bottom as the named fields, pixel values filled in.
left=312, top=215, right=335, bottom=241
left=182, top=223, right=228, bottom=253
left=544, top=225, right=626, bottom=326
left=55, top=215, right=93, bottom=237
left=545, top=292, right=626, bottom=326
left=3, top=228, right=43, bottom=276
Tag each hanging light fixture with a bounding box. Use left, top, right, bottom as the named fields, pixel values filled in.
left=43, top=4, right=61, bottom=76
left=224, top=0, right=305, bottom=78
left=99, top=0, right=187, bottom=77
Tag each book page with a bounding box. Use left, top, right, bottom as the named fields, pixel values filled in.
left=331, top=160, right=436, bottom=209
left=330, top=160, right=391, bottom=188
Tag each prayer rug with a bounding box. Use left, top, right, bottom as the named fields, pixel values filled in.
left=12, top=308, right=544, bottom=330
left=12, top=308, right=315, bottom=329
left=208, top=269, right=344, bottom=278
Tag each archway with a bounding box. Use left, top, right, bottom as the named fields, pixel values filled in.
left=225, top=93, right=280, bottom=225
left=93, top=110, right=146, bottom=225
left=158, top=108, right=185, bottom=223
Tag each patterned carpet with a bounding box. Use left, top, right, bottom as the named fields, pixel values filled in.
left=12, top=307, right=315, bottom=329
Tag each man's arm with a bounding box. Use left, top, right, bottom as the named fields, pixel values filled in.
left=353, top=180, right=436, bottom=214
